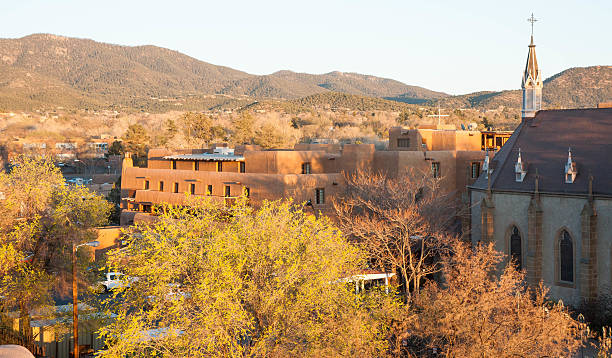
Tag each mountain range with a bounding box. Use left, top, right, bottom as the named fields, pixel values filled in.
left=0, top=34, right=609, bottom=111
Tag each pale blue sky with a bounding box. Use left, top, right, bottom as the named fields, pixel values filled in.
left=1, top=0, right=610, bottom=95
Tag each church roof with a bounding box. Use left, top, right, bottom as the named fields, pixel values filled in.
left=470, top=108, right=612, bottom=197
left=522, top=36, right=541, bottom=88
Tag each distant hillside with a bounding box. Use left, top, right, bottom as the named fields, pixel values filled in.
left=0, top=34, right=445, bottom=111
left=249, top=92, right=416, bottom=113
left=436, top=66, right=612, bottom=109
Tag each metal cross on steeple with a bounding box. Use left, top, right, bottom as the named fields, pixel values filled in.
left=527, top=13, right=537, bottom=36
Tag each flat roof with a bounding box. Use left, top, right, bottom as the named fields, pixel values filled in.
left=163, top=153, right=245, bottom=162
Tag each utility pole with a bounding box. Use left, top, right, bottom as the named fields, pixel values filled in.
left=72, top=240, right=99, bottom=358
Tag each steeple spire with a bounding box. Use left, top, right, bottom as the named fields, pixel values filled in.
left=521, top=13, right=543, bottom=120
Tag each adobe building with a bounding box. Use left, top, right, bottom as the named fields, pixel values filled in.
left=468, top=31, right=612, bottom=305
left=120, top=126, right=490, bottom=225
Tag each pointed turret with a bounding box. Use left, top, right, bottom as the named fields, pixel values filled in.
left=521, top=23, right=543, bottom=120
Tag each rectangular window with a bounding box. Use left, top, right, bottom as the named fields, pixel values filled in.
left=431, top=162, right=441, bottom=179
left=194, top=161, right=199, bottom=171
left=240, top=162, right=246, bottom=173
left=301, top=162, right=311, bottom=174
left=173, top=182, right=179, bottom=193
left=207, top=184, right=213, bottom=195
left=171, top=160, right=177, bottom=170
left=190, top=183, right=196, bottom=195
left=315, top=188, right=325, bottom=205
left=244, top=187, right=250, bottom=198
left=159, top=181, right=164, bottom=191
left=471, top=162, right=481, bottom=179
left=225, top=185, right=231, bottom=197
left=144, top=180, right=149, bottom=190
left=397, top=138, right=410, bottom=148
left=217, top=162, right=223, bottom=172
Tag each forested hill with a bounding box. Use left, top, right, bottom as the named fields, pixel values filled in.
left=0, top=34, right=446, bottom=111
left=435, top=66, right=612, bottom=109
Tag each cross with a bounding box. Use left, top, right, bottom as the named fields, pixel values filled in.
left=427, top=104, right=449, bottom=126
left=527, top=13, right=537, bottom=36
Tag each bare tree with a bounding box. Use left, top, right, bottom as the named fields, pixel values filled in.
left=333, top=168, right=458, bottom=300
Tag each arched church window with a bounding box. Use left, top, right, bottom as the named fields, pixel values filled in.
left=510, top=226, right=522, bottom=270
left=559, top=230, right=573, bottom=283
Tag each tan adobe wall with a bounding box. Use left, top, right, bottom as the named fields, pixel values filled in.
left=388, top=127, right=425, bottom=151
left=294, top=143, right=342, bottom=153
left=243, top=150, right=331, bottom=174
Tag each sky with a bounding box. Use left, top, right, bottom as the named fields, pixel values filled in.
left=0, top=0, right=610, bottom=95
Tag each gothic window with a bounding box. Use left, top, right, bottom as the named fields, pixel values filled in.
left=559, top=230, right=573, bottom=283
left=509, top=226, right=522, bottom=270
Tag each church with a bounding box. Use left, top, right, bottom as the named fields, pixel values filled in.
left=468, top=29, right=612, bottom=305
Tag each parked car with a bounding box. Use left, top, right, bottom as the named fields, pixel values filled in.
left=93, top=272, right=136, bottom=293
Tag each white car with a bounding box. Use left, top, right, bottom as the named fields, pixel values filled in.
left=95, top=272, right=136, bottom=293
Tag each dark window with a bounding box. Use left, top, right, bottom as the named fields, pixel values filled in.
left=240, top=162, right=246, bottom=173
left=471, top=162, right=481, bottom=179
left=496, top=137, right=503, bottom=148
left=195, top=161, right=199, bottom=171
left=225, top=185, right=231, bottom=197
left=207, top=185, right=213, bottom=195
left=159, top=181, right=164, bottom=191
left=173, top=182, right=179, bottom=193
left=217, top=162, right=223, bottom=172
left=431, top=162, right=441, bottom=178
left=510, top=226, right=522, bottom=270
left=302, top=162, right=311, bottom=174
left=244, top=187, right=250, bottom=198
left=144, top=180, right=149, bottom=190
left=560, top=230, right=573, bottom=282
left=172, top=160, right=177, bottom=170
left=315, top=188, right=325, bottom=205
left=190, top=183, right=196, bottom=195
left=397, top=138, right=410, bottom=148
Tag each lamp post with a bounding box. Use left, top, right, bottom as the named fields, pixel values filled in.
left=73, top=240, right=99, bottom=358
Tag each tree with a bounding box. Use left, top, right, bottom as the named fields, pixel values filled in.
left=0, top=156, right=112, bottom=342
left=122, top=124, right=150, bottom=166
left=334, top=169, right=457, bottom=301
left=99, top=198, right=392, bottom=357
left=232, top=112, right=256, bottom=145
left=181, top=112, right=214, bottom=144
left=400, top=242, right=586, bottom=357
left=107, top=140, right=124, bottom=156
left=254, top=123, right=286, bottom=149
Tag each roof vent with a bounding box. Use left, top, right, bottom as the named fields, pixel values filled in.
left=564, top=147, right=577, bottom=184
left=515, top=148, right=527, bottom=182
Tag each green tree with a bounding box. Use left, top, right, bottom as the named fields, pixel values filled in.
left=107, top=140, right=124, bottom=156
left=254, top=123, right=286, bottom=149
left=99, top=198, right=393, bottom=357
left=232, top=112, right=256, bottom=145
left=0, top=156, right=112, bottom=342
left=181, top=112, right=214, bottom=144
left=122, top=124, right=150, bottom=166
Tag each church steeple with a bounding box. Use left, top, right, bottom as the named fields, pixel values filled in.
left=521, top=14, right=543, bottom=120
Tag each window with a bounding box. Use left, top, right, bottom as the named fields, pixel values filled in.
left=431, top=162, right=441, bottom=178
left=217, top=162, right=223, bottom=172
left=173, top=182, right=179, bottom=193
left=195, top=161, right=199, bottom=171
left=240, top=162, right=246, bottom=173
left=190, top=183, right=196, bottom=195
left=509, top=226, right=522, bottom=270
left=244, top=187, right=250, bottom=198
left=225, top=185, right=231, bottom=197
left=302, top=162, right=311, bottom=174
left=559, top=230, right=573, bottom=283
left=144, top=180, right=149, bottom=190
left=397, top=138, right=410, bottom=148
left=471, top=162, right=481, bottom=179
left=207, top=185, right=213, bottom=195
left=158, top=181, right=164, bottom=191
left=171, top=160, right=177, bottom=170
left=315, top=188, right=325, bottom=205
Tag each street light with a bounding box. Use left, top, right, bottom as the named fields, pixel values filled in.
left=73, top=240, right=99, bottom=358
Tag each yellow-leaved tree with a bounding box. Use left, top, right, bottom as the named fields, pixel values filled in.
left=0, top=156, right=112, bottom=342
left=99, top=197, right=397, bottom=357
